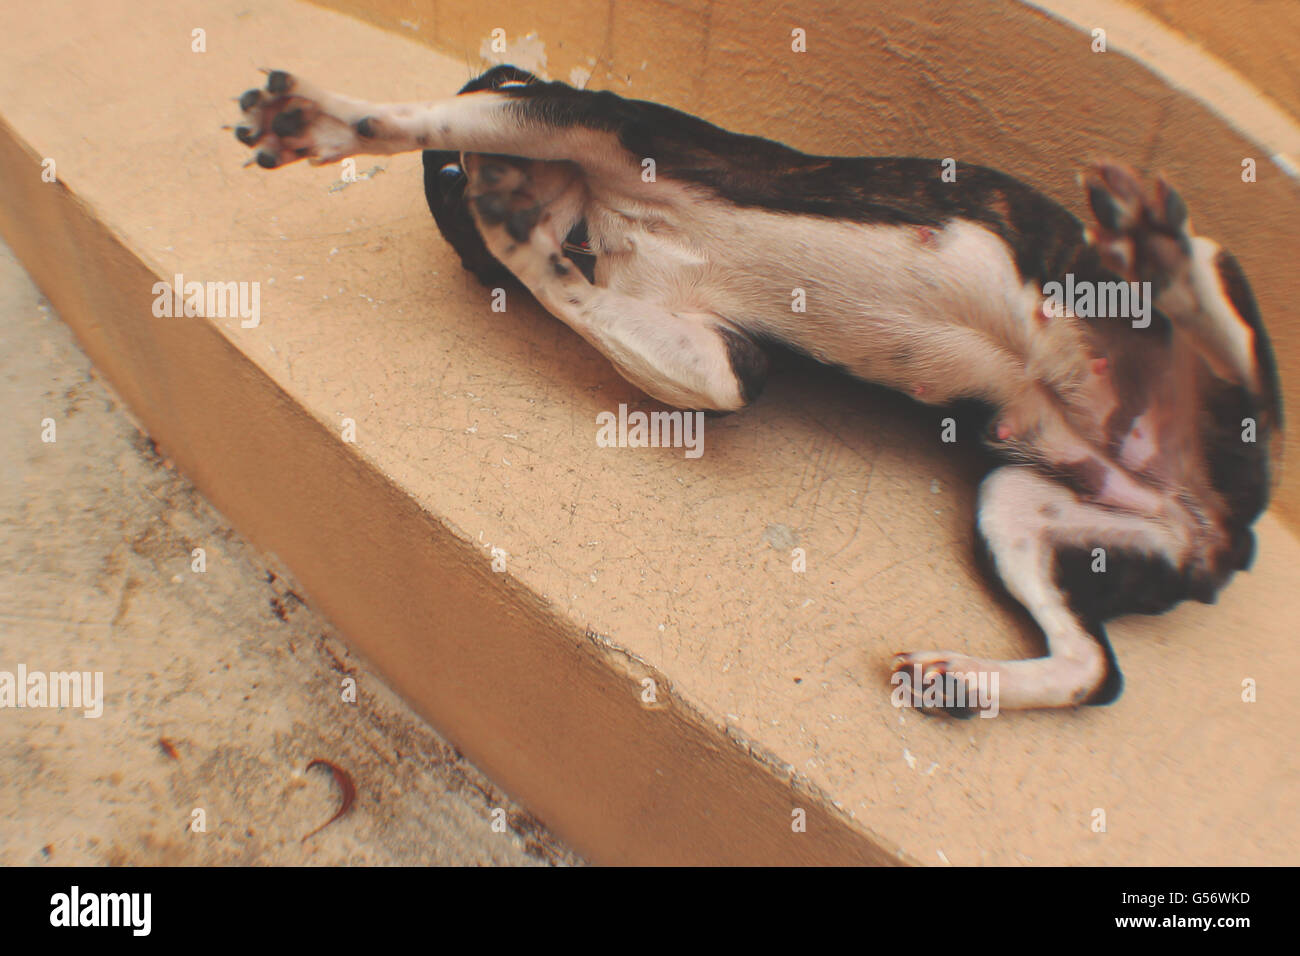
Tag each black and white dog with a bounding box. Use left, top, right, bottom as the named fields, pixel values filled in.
left=233, top=65, right=1281, bottom=714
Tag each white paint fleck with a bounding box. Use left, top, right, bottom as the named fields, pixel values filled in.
left=482, top=32, right=549, bottom=78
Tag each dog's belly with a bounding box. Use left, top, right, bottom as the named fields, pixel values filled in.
left=592, top=201, right=1042, bottom=407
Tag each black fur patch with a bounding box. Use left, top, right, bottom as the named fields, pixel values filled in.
left=496, top=77, right=1093, bottom=286
left=717, top=326, right=769, bottom=406
left=1056, top=545, right=1187, bottom=625
left=1051, top=457, right=1109, bottom=499
left=1215, top=249, right=1282, bottom=430
left=1203, top=378, right=1273, bottom=530
left=1079, top=620, right=1125, bottom=706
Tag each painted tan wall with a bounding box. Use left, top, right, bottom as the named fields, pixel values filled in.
left=1132, top=0, right=1300, bottom=121
left=313, top=0, right=1300, bottom=532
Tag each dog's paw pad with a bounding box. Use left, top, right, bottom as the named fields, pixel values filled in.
left=271, top=107, right=307, bottom=139
left=265, top=69, right=294, bottom=95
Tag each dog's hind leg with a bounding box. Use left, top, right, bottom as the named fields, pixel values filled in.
left=892, top=465, right=1193, bottom=714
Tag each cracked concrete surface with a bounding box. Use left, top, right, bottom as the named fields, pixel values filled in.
left=0, top=239, right=580, bottom=866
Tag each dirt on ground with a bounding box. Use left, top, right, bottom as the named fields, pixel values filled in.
left=0, top=240, right=580, bottom=866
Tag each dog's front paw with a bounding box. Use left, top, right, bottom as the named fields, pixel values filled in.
left=232, top=70, right=371, bottom=169
left=890, top=651, right=989, bottom=719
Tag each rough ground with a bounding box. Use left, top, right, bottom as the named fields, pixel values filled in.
left=0, top=239, right=580, bottom=866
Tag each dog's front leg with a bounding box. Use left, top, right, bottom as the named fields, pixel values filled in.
left=234, top=70, right=624, bottom=171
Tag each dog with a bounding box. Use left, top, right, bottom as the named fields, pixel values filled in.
left=232, top=64, right=1282, bottom=714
